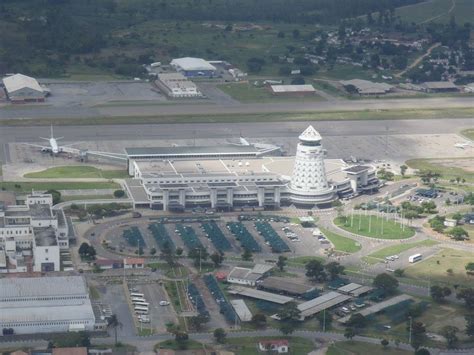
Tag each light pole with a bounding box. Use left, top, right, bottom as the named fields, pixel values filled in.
left=408, top=316, right=413, bottom=346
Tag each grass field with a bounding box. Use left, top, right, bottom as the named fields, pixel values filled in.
left=406, top=158, right=474, bottom=183
left=24, top=166, right=128, bottom=179
left=320, top=227, right=362, bottom=253
left=404, top=248, right=474, bottom=286
left=217, top=82, right=324, bottom=103
left=0, top=181, right=120, bottom=192
left=287, top=256, right=325, bottom=267
left=395, top=0, right=473, bottom=25
left=367, top=239, right=439, bottom=261
left=334, top=215, right=415, bottom=239
left=461, top=128, right=474, bottom=141
left=155, top=339, right=204, bottom=351
left=327, top=341, right=411, bottom=355
left=225, top=336, right=313, bottom=355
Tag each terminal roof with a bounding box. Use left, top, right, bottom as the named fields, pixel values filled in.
left=125, top=144, right=259, bottom=157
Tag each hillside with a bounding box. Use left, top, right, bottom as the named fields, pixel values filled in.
left=395, top=0, right=474, bottom=25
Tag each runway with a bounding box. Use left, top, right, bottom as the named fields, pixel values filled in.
left=1, top=118, right=473, bottom=144
left=0, top=96, right=474, bottom=120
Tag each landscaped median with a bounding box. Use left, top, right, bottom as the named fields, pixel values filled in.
left=24, top=165, right=128, bottom=179
left=319, top=227, right=361, bottom=253
left=334, top=215, right=415, bottom=239
left=363, top=239, right=438, bottom=264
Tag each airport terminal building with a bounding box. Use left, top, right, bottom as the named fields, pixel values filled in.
left=124, top=126, right=380, bottom=210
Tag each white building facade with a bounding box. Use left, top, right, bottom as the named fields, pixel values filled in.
left=0, top=276, right=96, bottom=335
left=124, top=126, right=380, bottom=210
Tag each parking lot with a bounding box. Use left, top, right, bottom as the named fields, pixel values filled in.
left=100, top=218, right=331, bottom=261
left=44, top=82, right=167, bottom=107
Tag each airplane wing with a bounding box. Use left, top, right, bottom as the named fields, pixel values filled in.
left=22, top=143, right=49, bottom=150
left=61, top=142, right=83, bottom=148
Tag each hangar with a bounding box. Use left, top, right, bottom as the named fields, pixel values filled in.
left=170, top=57, right=217, bottom=78
left=2, top=73, right=46, bottom=103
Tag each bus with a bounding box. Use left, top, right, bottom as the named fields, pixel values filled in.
left=131, top=297, right=146, bottom=303
left=134, top=301, right=150, bottom=307
left=134, top=305, right=149, bottom=312
left=135, top=309, right=149, bottom=315
left=130, top=292, right=145, bottom=298
left=408, top=253, right=422, bottom=263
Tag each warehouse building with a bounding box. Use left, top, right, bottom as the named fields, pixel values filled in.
left=123, top=127, right=380, bottom=210
left=170, top=57, right=217, bottom=78
left=269, top=84, right=316, bottom=96
left=340, top=79, right=393, bottom=95
left=155, top=73, right=203, bottom=98
left=297, top=291, right=352, bottom=320
left=230, top=299, right=253, bottom=322
left=0, top=276, right=96, bottom=335
left=421, top=81, right=458, bottom=93
left=228, top=286, right=294, bottom=305
left=227, top=264, right=273, bottom=286
left=2, top=74, right=46, bottom=103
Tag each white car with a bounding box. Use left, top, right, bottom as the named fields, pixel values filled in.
left=159, top=301, right=170, bottom=306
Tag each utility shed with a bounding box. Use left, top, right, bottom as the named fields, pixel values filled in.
left=2, top=73, right=46, bottom=103
left=269, top=84, right=316, bottom=96
left=257, top=276, right=316, bottom=296
left=230, top=299, right=253, bottom=322
left=297, top=291, right=351, bottom=320
left=228, top=286, right=294, bottom=304
left=338, top=294, right=413, bottom=323
left=337, top=283, right=374, bottom=297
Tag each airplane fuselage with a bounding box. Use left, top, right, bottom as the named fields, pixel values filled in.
left=49, top=138, right=59, bottom=154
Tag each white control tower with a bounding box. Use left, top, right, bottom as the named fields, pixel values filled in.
left=289, top=125, right=336, bottom=206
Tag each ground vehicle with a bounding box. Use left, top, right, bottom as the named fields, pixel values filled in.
left=134, top=305, right=149, bottom=312
left=159, top=301, right=170, bottom=306
left=138, top=317, right=150, bottom=323
left=130, top=292, right=145, bottom=298
left=131, top=297, right=146, bottom=303
left=341, top=307, right=350, bottom=313
left=408, top=253, right=422, bottom=263
left=134, top=301, right=149, bottom=307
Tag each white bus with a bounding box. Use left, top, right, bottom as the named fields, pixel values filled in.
left=134, top=305, right=149, bottom=312
left=130, top=292, right=145, bottom=298
left=408, top=253, right=422, bottom=263
left=131, top=297, right=146, bottom=303
left=134, top=301, right=149, bottom=307
left=135, top=309, right=149, bottom=315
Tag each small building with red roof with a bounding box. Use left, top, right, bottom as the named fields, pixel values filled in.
left=258, top=339, right=289, bottom=353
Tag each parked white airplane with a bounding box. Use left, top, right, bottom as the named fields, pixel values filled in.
left=454, top=142, right=471, bottom=149
left=25, top=125, right=80, bottom=154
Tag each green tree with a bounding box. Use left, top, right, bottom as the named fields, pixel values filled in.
left=188, top=314, right=208, bottom=331
left=400, top=165, right=408, bottom=176
left=316, top=311, right=332, bottom=330
left=448, top=226, right=469, bottom=241
left=150, top=247, right=157, bottom=255
left=276, top=256, right=287, bottom=272
left=381, top=338, right=389, bottom=349
left=430, top=285, right=452, bottom=302
left=210, top=252, right=224, bottom=268
left=347, top=313, right=367, bottom=329
left=441, top=325, right=459, bottom=348
left=188, top=247, right=208, bottom=268
left=241, top=248, right=253, bottom=261
left=325, top=261, right=344, bottom=280
left=305, top=259, right=327, bottom=281
left=213, top=328, right=227, bottom=343
left=411, top=321, right=426, bottom=350
left=415, top=349, right=431, bottom=355
left=113, top=190, right=125, bottom=198
left=175, top=247, right=184, bottom=256
left=251, top=313, right=267, bottom=328
left=344, top=327, right=355, bottom=340
left=175, top=331, right=189, bottom=350
left=465, top=314, right=474, bottom=337
left=277, top=301, right=301, bottom=335
left=373, top=273, right=399, bottom=294
left=107, top=315, right=122, bottom=346
left=46, top=189, right=61, bottom=204
left=457, top=288, right=474, bottom=309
